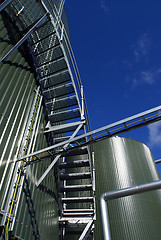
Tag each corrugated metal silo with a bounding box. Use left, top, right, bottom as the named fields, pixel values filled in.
left=93, top=136, right=161, bottom=240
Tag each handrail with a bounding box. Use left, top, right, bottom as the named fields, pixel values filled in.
left=17, top=104, right=161, bottom=162
left=44, top=0, right=91, bottom=131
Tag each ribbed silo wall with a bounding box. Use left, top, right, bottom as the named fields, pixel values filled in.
left=93, top=137, right=161, bottom=240
left=0, top=11, right=59, bottom=240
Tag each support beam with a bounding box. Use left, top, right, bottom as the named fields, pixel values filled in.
left=0, top=0, right=13, bottom=12
left=99, top=180, right=161, bottom=240
left=17, top=105, right=161, bottom=162
left=1, top=13, right=48, bottom=62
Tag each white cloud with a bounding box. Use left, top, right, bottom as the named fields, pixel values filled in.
left=133, top=33, right=151, bottom=62
left=100, top=0, right=110, bottom=14
left=131, top=67, right=161, bottom=87
left=147, top=121, right=161, bottom=147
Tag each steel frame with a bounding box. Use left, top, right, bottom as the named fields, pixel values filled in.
left=16, top=105, right=161, bottom=163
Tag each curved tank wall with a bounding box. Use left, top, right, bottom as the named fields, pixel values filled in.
left=0, top=11, right=59, bottom=240
left=93, top=137, right=161, bottom=240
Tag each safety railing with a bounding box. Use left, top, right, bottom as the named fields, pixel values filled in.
left=16, top=104, right=161, bottom=164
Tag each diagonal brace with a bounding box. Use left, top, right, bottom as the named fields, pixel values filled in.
left=1, top=13, right=48, bottom=62
left=36, top=123, right=84, bottom=186
left=0, top=0, right=13, bottom=12
left=78, top=220, right=93, bottom=240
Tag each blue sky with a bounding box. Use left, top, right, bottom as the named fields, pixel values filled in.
left=65, top=1, right=161, bottom=174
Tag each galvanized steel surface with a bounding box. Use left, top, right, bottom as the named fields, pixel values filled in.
left=93, top=137, right=161, bottom=240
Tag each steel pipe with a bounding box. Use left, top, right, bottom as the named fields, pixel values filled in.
left=99, top=180, right=161, bottom=240
left=155, top=159, right=161, bottom=164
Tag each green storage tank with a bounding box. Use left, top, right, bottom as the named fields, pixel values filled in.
left=93, top=136, right=161, bottom=240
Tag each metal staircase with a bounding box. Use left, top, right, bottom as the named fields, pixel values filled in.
left=58, top=146, right=95, bottom=239
left=29, top=2, right=95, bottom=238
left=0, top=0, right=95, bottom=239
left=1, top=1, right=161, bottom=240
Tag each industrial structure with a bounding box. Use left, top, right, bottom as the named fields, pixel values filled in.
left=1, top=0, right=161, bottom=240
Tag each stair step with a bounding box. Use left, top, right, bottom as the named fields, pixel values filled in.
left=45, top=95, right=78, bottom=112
left=59, top=217, right=93, bottom=224
left=62, top=197, right=93, bottom=203
left=63, top=209, right=94, bottom=213
left=41, top=66, right=68, bottom=81
left=35, top=42, right=61, bottom=57
left=60, top=184, right=92, bottom=192
left=39, top=69, right=70, bottom=89
left=60, top=172, right=91, bottom=180
left=61, top=147, right=88, bottom=157
left=65, top=230, right=93, bottom=236
left=45, top=122, right=84, bottom=135
left=31, top=31, right=56, bottom=46
left=43, top=82, right=74, bottom=100
left=49, top=108, right=80, bottom=123
left=58, top=160, right=89, bottom=169
left=62, top=212, right=93, bottom=216
left=53, top=136, right=70, bottom=144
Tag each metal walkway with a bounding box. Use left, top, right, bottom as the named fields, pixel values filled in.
left=18, top=104, right=161, bottom=164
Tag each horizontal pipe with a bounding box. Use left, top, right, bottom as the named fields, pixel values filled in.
left=155, top=159, right=161, bottom=164
left=99, top=180, right=161, bottom=240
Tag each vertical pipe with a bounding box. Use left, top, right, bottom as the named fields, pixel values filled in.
left=99, top=195, right=111, bottom=240
left=99, top=180, right=161, bottom=240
